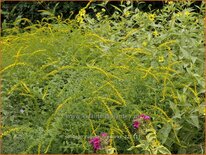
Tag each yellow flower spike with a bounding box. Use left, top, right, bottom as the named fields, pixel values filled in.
left=153, top=30, right=159, bottom=37
left=158, top=56, right=164, bottom=63
left=79, top=9, right=86, bottom=17
left=77, top=16, right=84, bottom=24
left=148, top=14, right=155, bottom=21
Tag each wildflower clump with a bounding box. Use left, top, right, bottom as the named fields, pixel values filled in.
left=89, top=136, right=101, bottom=152
left=130, top=114, right=172, bottom=154
left=133, top=114, right=151, bottom=129
left=76, top=9, right=86, bottom=24
left=1, top=0, right=204, bottom=154
left=89, top=132, right=112, bottom=153
left=96, top=12, right=102, bottom=21
left=79, top=9, right=86, bottom=17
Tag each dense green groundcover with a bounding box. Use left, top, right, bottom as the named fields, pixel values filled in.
left=1, top=1, right=205, bottom=154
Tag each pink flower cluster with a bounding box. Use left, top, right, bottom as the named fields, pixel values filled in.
left=133, top=121, right=140, bottom=129
left=133, top=114, right=150, bottom=129
left=89, top=136, right=101, bottom=152
left=89, top=133, right=108, bottom=152
left=139, top=114, right=150, bottom=120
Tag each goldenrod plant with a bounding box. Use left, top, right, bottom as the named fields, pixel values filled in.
left=0, top=0, right=205, bottom=154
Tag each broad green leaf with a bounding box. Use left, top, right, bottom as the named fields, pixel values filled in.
left=158, top=124, right=172, bottom=144
left=187, top=114, right=199, bottom=128
left=180, top=47, right=190, bottom=59
left=190, top=56, right=197, bottom=64
left=157, top=146, right=171, bottom=154
left=146, top=132, right=156, bottom=142
left=38, top=10, right=54, bottom=16
left=127, top=146, right=137, bottom=151
left=110, top=5, right=123, bottom=13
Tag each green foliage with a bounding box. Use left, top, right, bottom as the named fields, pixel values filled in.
left=128, top=128, right=171, bottom=154
left=1, top=1, right=87, bottom=29
left=1, top=1, right=205, bottom=154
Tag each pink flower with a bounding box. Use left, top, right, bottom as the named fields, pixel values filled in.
left=139, top=114, right=150, bottom=120
left=133, top=121, right=140, bottom=129
left=100, top=132, right=108, bottom=137
left=89, top=136, right=101, bottom=152
left=89, top=133, right=110, bottom=152
left=133, top=114, right=150, bottom=129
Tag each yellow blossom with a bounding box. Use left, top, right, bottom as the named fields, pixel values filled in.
left=185, top=11, right=190, bottom=16
left=153, top=30, right=159, bottom=37
left=168, top=1, right=173, bottom=5
left=79, top=9, right=86, bottom=17
left=158, top=56, right=164, bottom=63
left=124, top=11, right=130, bottom=17
left=101, top=8, right=106, bottom=12
left=96, top=12, right=102, bottom=20
left=77, top=16, right=84, bottom=24
left=148, top=14, right=155, bottom=21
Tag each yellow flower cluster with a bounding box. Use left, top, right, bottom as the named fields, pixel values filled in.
left=77, top=16, right=84, bottom=24
left=158, top=56, right=164, bottom=63
left=79, top=9, right=86, bottom=17
left=124, top=11, right=130, bottom=17
left=175, top=10, right=190, bottom=18
left=168, top=1, right=174, bottom=5
left=153, top=30, right=158, bottom=37
left=96, top=8, right=107, bottom=21
left=77, top=9, right=86, bottom=24
left=96, top=12, right=102, bottom=21
left=148, top=14, right=155, bottom=21
left=165, top=0, right=174, bottom=4
left=184, top=11, right=190, bottom=16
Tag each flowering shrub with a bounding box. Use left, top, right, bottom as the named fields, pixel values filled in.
left=1, top=1, right=205, bottom=154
